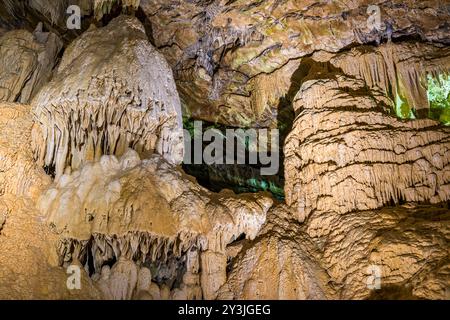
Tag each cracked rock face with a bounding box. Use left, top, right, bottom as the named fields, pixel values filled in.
left=31, top=16, right=184, bottom=179
left=0, top=26, right=62, bottom=103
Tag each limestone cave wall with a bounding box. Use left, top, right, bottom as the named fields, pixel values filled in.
left=0, top=0, right=449, bottom=300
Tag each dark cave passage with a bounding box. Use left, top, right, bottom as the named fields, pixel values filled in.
left=181, top=118, right=285, bottom=200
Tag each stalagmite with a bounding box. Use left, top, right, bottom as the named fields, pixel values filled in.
left=200, top=251, right=228, bottom=300
left=38, top=149, right=273, bottom=299
left=0, top=102, right=99, bottom=299
left=97, top=266, right=114, bottom=299
left=94, top=0, right=140, bottom=21
left=0, top=102, right=51, bottom=198
left=0, top=0, right=449, bottom=302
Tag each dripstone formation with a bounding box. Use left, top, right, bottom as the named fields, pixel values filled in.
left=0, top=1, right=449, bottom=300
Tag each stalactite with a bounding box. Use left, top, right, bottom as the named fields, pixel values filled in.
left=31, top=16, right=184, bottom=179
left=285, top=70, right=450, bottom=222
left=38, top=148, right=272, bottom=299
left=317, top=42, right=450, bottom=119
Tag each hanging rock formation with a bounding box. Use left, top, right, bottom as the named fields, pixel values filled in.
left=31, top=15, right=184, bottom=179
left=285, top=71, right=450, bottom=222
left=312, top=42, right=450, bottom=118
left=0, top=102, right=99, bottom=299
left=39, top=149, right=273, bottom=299
left=223, top=202, right=450, bottom=300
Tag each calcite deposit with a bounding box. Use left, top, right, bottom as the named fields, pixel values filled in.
left=285, top=72, right=450, bottom=221
left=0, top=102, right=99, bottom=299
left=0, top=24, right=62, bottom=103
left=31, top=16, right=184, bottom=179
left=0, top=1, right=449, bottom=301
left=40, top=149, right=272, bottom=300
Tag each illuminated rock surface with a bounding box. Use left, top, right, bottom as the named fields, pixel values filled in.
left=285, top=73, right=450, bottom=221
left=0, top=2, right=449, bottom=300
left=0, top=25, right=62, bottom=103
left=0, top=102, right=99, bottom=299
left=31, top=16, right=184, bottom=179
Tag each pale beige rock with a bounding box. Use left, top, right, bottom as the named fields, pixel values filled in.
left=142, top=0, right=450, bottom=127
left=94, top=0, right=140, bottom=20
left=221, top=205, right=332, bottom=300
left=285, top=72, right=450, bottom=222
left=31, top=16, right=184, bottom=179
left=304, top=204, right=450, bottom=299
left=38, top=149, right=272, bottom=299
left=0, top=102, right=99, bottom=299
left=97, top=265, right=114, bottom=299
left=147, top=282, right=161, bottom=300
left=0, top=2, right=449, bottom=302
left=160, top=284, right=171, bottom=300
left=136, top=267, right=152, bottom=292
left=108, top=257, right=138, bottom=300
left=0, top=27, right=61, bottom=103
left=3, top=1, right=450, bottom=128
left=222, top=203, right=450, bottom=300
left=0, top=102, right=51, bottom=198
left=312, top=42, right=450, bottom=116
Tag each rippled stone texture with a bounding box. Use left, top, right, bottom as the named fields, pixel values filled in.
left=0, top=102, right=99, bottom=299
left=285, top=72, right=450, bottom=222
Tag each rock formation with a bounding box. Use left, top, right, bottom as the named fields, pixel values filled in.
left=0, top=24, right=62, bottom=103
left=0, top=102, right=99, bottom=299
left=31, top=16, right=184, bottom=179
left=142, top=0, right=450, bottom=127
left=0, top=1, right=449, bottom=301
left=220, top=205, right=332, bottom=300
left=285, top=71, right=450, bottom=222
left=313, top=42, right=450, bottom=118
left=39, top=149, right=272, bottom=300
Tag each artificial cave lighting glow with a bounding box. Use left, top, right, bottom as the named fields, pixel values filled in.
left=427, top=73, right=450, bottom=125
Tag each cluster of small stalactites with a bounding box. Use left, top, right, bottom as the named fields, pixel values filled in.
left=56, top=231, right=202, bottom=273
